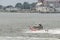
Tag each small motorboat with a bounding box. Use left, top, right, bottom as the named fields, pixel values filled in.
left=30, top=24, right=43, bottom=31
left=25, top=24, right=60, bottom=34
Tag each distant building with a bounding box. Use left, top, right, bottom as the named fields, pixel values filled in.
left=46, top=1, right=60, bottom=8
left=36, top=6, right=55, bottom=12
left=35, top=0, right=58, bottom=12
left=5, top=7, right=21, bottom=12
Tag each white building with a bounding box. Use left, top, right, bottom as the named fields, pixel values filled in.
left=5, top=7, right=20, bottom=12
left=35, top=0, right=56, bottom=12
left=36, top=6, right=55, bottom=12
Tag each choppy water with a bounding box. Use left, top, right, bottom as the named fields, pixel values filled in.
left=0, top=13, right=60, bottom=40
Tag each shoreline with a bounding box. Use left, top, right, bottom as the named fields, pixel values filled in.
left=0, top=11, right=60, bottom=13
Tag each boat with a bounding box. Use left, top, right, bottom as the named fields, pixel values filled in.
left=24, top=24, right=60, bottom=34
left=30, top=24, right=43, bottom=31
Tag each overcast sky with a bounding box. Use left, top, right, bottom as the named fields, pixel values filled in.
left=0, top=0, right=58, bottom=6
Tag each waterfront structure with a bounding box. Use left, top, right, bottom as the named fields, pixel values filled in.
left=5, top=7, right=20, bottom=12
left=35, top=0, right=60, bottom=12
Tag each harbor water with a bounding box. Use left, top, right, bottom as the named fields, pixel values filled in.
left=0, top=13, right=60, bottom=40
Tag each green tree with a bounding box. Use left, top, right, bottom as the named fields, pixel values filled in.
left=15, top=3, right=22, bottom=9
left=31, top=3, right=36, bottom=8
left=5, top=5, right=13, bottom=8
left=4, top=5, right=13, bottom=10
left=22, top=2, right=30, bottom=9
left=0, top=5, right=3, bottom=9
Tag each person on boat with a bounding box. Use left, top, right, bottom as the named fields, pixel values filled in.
left=38, top=24, right=43, bottom=29
left=30, top=24, right=43, bottom=31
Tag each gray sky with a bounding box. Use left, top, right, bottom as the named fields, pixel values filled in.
left=0, top=0, right=57, bottom=6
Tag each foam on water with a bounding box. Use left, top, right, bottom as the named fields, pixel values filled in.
left=25, top=29, right=60, bottom=34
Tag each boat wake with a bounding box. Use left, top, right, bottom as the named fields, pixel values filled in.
left=25, top=29, right=60, bottom=34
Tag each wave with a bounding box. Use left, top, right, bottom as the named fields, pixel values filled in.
left=25, top=29, right=60, bottom=34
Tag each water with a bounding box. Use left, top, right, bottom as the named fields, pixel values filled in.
left=0, top=13, right=60, bottom=29
left=0, top=37, right=60, bottom=40
left=0, top=13, right=60, bottom=40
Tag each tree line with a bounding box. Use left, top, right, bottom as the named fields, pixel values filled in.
left=0, top=2, right=37, bottom=9
left=15, top=2, right=36, bottom=9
